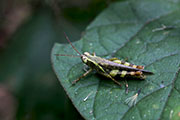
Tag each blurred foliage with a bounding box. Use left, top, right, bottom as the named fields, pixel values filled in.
left=0, top=7, right=82, bottom=120
left=0, top=0, right=122, bottom=120
left=63, top=0, right=113, bottom=22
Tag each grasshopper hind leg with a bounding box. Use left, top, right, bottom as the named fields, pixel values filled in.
left=99, top=72, right=129, bottom=91
left=99, top=72, right=122, bottom=86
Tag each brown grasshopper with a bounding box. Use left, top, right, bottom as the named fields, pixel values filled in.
left=56, top=33, right=153, bottom=106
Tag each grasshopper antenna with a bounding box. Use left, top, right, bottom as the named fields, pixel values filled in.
left=55, top=54, right=80, bottom=57
left=64, top=32, right=82, bottom=56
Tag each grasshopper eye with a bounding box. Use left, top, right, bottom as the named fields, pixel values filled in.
left=81, top=56, right=88, bottom=63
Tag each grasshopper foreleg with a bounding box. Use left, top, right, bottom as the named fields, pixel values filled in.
left=72, top=69, right=92, bottom=84
left=83, top=65, right=90, bottom=72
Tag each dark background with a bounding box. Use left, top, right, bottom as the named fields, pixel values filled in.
left=0, top=0, right=121, bottom=120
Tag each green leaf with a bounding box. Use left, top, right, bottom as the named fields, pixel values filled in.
left=51, top=0, right=180, bottom=120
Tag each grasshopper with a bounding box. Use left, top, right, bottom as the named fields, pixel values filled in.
left=56, top=33, right=153, bottom=106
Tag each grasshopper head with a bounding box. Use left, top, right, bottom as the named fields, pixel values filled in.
left=81, top=52, right=91, bottom=63
left=81, top=52, right=100, bottom=69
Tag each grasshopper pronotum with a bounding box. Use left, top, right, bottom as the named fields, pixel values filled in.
left=56, top=33, right=153, bottom=106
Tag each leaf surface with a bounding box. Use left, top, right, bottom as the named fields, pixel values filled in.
left=51, top=0, right=180, bottom=119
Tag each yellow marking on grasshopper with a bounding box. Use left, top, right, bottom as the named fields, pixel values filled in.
left=110, top=70, right=119, bottom=77
left=124, top=62, right=130, bottom=66
left=120, top=71, right=127, bottom=77
left=132, top=65, right=137, bottom=68
left=113, top=60, right=122, bottom=64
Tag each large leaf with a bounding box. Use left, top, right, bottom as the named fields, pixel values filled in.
left=51, top=0, right=180, bottom=120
